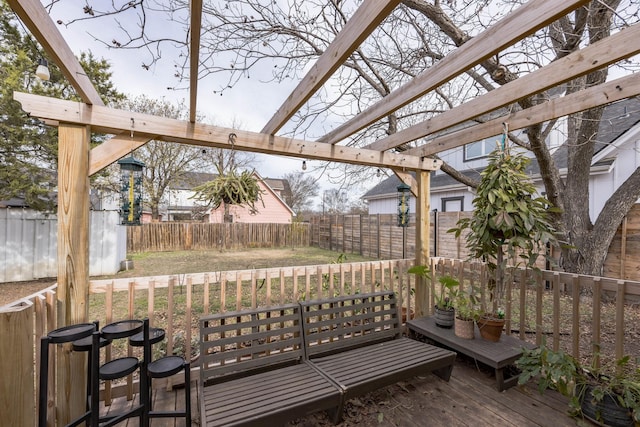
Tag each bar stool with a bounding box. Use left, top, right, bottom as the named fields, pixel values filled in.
left=71, top=321, right=111, bottom=412
left=90, top=319, right=147, bottom=427
left=138, top=321, right=191, bottom=426
left=38, top=322, right=97, bottom=427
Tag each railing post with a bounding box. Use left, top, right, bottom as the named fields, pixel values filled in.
left=0, top=303, right=35, bottom=427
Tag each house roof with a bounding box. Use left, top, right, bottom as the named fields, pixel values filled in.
left=550, top=97, right=640, bottom=170
left=170, top=172, right=216, bottom=191
left=363, top=97, right=640, bottom=199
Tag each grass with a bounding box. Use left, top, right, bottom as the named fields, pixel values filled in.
left=88, top=247, right=380, bottom=359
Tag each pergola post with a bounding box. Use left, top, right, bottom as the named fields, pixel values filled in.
left=56, top=123, right=91, bottom=424
left=414, top=171, right=431, bottom=317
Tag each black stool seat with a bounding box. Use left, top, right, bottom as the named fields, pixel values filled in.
left=129, top=327, right=165, bottom=346
left=72, top=334, right=111, bottom=351
left=101, top=319, right=144, bottom=340
left=47, top=323, right=95, bottom=344
left=148, top=356, right=186, bottom=378
left=100, top=357, right=139, bottom=380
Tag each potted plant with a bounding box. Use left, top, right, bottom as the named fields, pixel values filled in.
left=449, top=144, right=558, bottom=341
left=407, top=266, right=459, bottom=328
left=453, top=286, right=480, bottom=339
left=516, top=343, right=640, bottom=426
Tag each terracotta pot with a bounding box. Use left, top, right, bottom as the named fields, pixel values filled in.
left=454, top=317, right=475, bottom=339
left=434, top=306, right=455, bottom=328
left=401, top=307, right=415, bottom=324
left=477, top=316, right=505, bottom=342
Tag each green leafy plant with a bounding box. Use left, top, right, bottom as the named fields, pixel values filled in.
left=516, top=343, right=640, bottom=423
left=454, top=285, right=481, bottom=321
left=191, top=165, right=264, bottom=222
left=435, top=275, right=459, bottom=311
left=449, top=146, right=558, bottom=315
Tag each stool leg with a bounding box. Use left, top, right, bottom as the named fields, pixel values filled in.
left=185, top=362, right=191, bottom=426
left=38, top=337, right=50, bottom=427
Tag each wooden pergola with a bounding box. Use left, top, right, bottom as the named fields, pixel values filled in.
left=6, top=0, right=640, bottom=423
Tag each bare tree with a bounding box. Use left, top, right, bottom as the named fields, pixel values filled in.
left=283, top=172, right=319, bottom=214
left=116, top=96, right=204, bottom=220
left=50, top=1, right=640, bottom=275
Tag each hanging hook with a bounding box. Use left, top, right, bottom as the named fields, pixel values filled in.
left=228, top=133, right=237, bottom=146
left=130, top=118, right=135, bottom=138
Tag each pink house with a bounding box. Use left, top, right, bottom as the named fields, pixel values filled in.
left=207, top=172, right=294, bottom=224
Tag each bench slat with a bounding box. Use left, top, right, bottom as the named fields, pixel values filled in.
left=202, top=363, right=341, bottom=427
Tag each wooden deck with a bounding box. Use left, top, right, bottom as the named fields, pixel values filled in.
left=101, top=358, right=581, bottom=426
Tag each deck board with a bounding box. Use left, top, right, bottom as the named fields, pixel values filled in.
left=101, top=359, right=581, bottom=426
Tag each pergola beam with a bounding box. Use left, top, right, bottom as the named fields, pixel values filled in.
left=367, top=23, right=640, bottom=152
left=317, top=0, right=590, bottom=145
left=7, top=0, right=104, bottom=106
left=14, top=92, right=442, bottom=172
left=89, top=134, right=156, bottom=176
left=189, top=0, right=203, bottom=123
left=405, top=72, right=640, bottom=157
left=261, top=0, right=401, bottom=135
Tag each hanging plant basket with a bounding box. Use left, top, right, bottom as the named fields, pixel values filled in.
left=477, top=315, right=505, bottom=342
left=434, top=306, right=455, bottom=328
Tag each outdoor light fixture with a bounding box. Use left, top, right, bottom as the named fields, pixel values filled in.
left=397, top=182, right=411, bottom=227
left=35, top=58, right=50, bottom=81
left=302, top=160, right=307, bottom=171
left=117, top=156, right=145, bottom=225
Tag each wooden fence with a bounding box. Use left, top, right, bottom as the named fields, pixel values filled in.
left=310, top=205, right=640, bottom=281
left=4, top=256, right=640, bottom=425
left=127, top=221, right=310, bottom=252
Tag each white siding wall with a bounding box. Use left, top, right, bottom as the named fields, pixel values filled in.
left=0, top=209, right=125, bottom=283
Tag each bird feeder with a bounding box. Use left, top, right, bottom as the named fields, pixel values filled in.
left=397, top=182, right=411, bottom=227
left=117, top=156, right=145, bottom=225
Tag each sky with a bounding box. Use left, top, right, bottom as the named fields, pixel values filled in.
left=44, top=3, right=362, bottom=209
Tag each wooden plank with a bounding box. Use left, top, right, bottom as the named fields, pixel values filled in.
left=56, top=123, right=90, bottom=424
left=14, top=92, right=442, bottom=172
left=318, top=0, right=591, bottom=145
left=7, top=0, right=104, bottom=105
left=262, top=0, right=401, bottom=134
left=409, top=71, right=640, bottom=157
left=0, top=303, right=35, bottom=427
left=189, top=0, right=203, bottom=123
left=371, top=22, right=640, bottom=152
left=415, top=171, right=431, bottom=317
left=89, top=133, right=154, bottom=175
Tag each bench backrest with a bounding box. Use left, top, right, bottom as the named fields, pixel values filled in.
left=199, top=303, right=304, bottom=385
left=300, top=291, right=401, bottom=358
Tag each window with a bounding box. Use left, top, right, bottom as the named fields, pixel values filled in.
left=442, top=197, right=464, bottom=212
left=464, top=137, right=500, bottom=161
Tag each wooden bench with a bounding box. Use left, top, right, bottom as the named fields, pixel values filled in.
left=407, top=316, right=536, bottom=391
left=199, top=304, right=342, bottom=427
left=300, top=291, right=457, bottom=420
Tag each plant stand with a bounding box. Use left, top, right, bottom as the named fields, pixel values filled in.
left=477, top=316, right=505, bottom=342
left=434, top=307, right=455, bottom=328
left=454, top=317, right=475, bottom=339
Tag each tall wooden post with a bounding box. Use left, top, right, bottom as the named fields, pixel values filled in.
left=57, top=123, right=91, bottom=424
left=414, top=171, right=431, bottom=317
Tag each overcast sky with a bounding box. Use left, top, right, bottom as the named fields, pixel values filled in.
left=46, top=3, right=356, bottom=208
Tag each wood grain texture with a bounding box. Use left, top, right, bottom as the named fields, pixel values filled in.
left=318, top=0, right=591, bottom=145
left=370, top=22, right=640, bottom=153
left=56, top=123, right=90, bottom=424
left=14, top=92, right=442, bottom=172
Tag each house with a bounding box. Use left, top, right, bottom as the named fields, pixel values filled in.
left=159, top=171, right=294, bottom=224
left=363, top=97, right=640, bottom=220
left=206, top=172, right=294, bottom=223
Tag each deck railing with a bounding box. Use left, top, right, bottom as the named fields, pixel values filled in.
left=3, top=257, right=640, bottom=425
